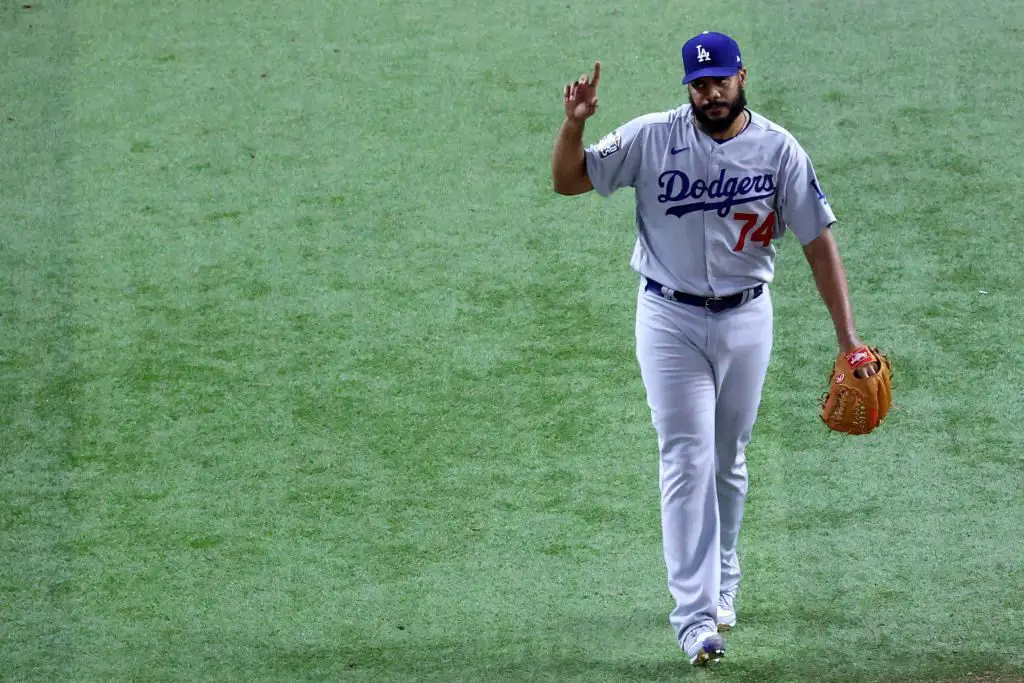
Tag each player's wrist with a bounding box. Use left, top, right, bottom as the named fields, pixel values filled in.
left=837, top=334, right=862, bottom=354
left=563, top=115, right=587, bottom=130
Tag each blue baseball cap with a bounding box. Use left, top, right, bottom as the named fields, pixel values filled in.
left=681, top=31, right=743, bottom=84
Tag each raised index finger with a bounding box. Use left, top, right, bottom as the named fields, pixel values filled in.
left=591, top=61, right=601, bottom=89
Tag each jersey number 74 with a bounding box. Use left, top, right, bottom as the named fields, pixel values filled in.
left=732, top=211, right=776, bottom=251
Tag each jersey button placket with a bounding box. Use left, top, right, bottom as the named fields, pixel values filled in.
left=704, top=150, right=720, bottom=297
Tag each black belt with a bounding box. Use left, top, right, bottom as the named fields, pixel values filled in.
left=645, top=278, right=763, bottom=313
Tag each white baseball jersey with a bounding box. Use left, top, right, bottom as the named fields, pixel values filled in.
left=583, top=105, right=836, bottom=297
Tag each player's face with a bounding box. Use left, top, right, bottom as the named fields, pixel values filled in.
left=688, top=71, right=747, bottom=134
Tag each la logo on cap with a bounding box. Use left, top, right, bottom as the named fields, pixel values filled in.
left=696, top=45, right=711, bottom=63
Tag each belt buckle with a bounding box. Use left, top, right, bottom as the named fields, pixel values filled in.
left=704, top=296, right=723, bottom=311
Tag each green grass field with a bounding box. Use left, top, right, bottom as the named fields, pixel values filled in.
left=3, top=0, right=1024, bottom=680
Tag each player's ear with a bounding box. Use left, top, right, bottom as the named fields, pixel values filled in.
left=737, top=68, right=747, bottom=87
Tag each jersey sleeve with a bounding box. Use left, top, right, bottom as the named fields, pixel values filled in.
left=583, top=115, right=648, bottom=197
left=776, top=139, right=837, bottom=245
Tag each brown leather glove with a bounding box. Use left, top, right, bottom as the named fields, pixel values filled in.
left=820, top=346, right=893, bottom=435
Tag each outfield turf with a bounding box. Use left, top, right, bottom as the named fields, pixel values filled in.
left=2, top=0, right=1023, bottom=681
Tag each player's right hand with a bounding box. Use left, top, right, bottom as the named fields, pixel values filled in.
left=564, top=61, right=600, bottom=122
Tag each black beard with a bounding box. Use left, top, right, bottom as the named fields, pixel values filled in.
left=690, top=87, right=748, bottom=134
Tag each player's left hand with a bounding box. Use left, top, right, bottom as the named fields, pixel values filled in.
left=841, top=338, right=878, bottom=378
left=820, top=345, right=893, bottom=435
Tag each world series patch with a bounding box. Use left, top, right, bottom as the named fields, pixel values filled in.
left=595, top=129, right=622, bottom=158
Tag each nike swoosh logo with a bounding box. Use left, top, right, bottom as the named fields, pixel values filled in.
left=670, top=146, right=689, bottom=154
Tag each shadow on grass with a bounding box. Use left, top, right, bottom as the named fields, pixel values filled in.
left=313, top=638, right=1021, bottom=683
left=615, top=651, right=1022, bottom=683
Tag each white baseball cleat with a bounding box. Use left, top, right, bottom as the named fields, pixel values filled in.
left=717, top=590, right=737, bottom=631
left=683, top=627, right=726, bottom=666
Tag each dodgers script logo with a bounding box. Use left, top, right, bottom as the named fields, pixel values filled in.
left=658, top=169, right=776, bottom=217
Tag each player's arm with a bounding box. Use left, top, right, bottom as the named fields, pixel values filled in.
left=802, top=229, right=880, bottom=378
left=552, top=62, right=600, bottom=195
left=552, top=117, right=594, bottom=195
left=801, top=228, right=862, bottom=354
left=777, top=140, right=876, bottom=375
left=554, top=63, right=648, bottom=199
left=552, top=62, right=598, bottom=194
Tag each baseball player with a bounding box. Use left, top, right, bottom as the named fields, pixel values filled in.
left=551, top=31, right=880, bottom=666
